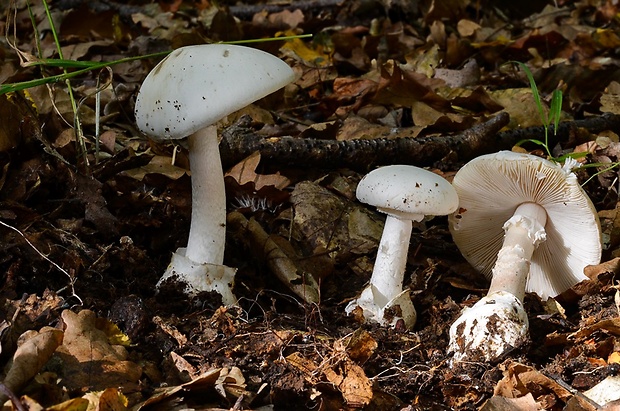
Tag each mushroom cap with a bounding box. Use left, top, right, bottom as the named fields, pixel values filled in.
left=134, top=44, right=295, bottom=140
left=449, top=151, right=602, bottom=299
left=356, top=165, right=459, bottom=220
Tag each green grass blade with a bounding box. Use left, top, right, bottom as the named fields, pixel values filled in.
left=515, top=62, right=547, bottom=127
left=0, top=34, right=310, bottom=96
left=24, top=59, right=107, bottom=68
left=550, top=89, right=563, bottom=136
left=514, top=138, right=548, bottom=148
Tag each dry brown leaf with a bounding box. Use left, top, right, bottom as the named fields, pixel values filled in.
left=336, top=115, right=393, bottom=141
left=286, top=352, right=318, bottom=378
left=0, top=326, right=64, bottom=404
left=569, top=317, right=620, bottom=341
left=152, top=316, right=187, bottom=348
left=329, top=359, right=373, bottom=407
left=225, top=152, right=290, bottom=190
left=341, top=328, right=377, bottom=364
left=54, top=310, right=142, bottom=393
left=479, top=393, right=540, bottom=411
left=82, top=388, right=128, bottom=411
left=0, top=92, right=37, bottom=152
left=133, top=368, right=222, bottom=410
left=287, top=344, right=373, bottom=407
left=46, top=397, right=90, bottom=411
left=267, top=9, right=304, bottom=29
left=494, top=362, right=573, bottom=403
left=61, top=40, right=114, bottom=62
left=121, top=155, right=187, bottom=181
left=434, top=59, right=480, bottom=88
left=291, top=181, right=380, bottom=262
left=457, top=19, right=481, bottom=37
left=214, top=366, right=250, bottom=401
left=166, top=351, right=197, bottom=382
left=487, top=88, right=545, bottom=129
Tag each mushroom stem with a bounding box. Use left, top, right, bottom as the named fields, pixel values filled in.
left=185, top=125, right=226, bottom=265
left=369, top=215, right=414, bottom=305
left=488, top=202, right=547, bottom=301
left=448, top=202, right=548, bottom=363
left=346, top=214, right=418, bottom=328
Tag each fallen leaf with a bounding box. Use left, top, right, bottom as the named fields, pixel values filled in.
left=0, top=326, right=64, bottom=404
left=82, top=388, right=128, bottom=411
left=225, top=152, right=290, bottom=190
left=479, top=393, right=539, bottom=411
left=434, top=59, right=480, bottom=88
left=584, top=376, right=620, bottom=407
left=121, top=155, right=187, bottom=181
left=569, top=317, right=620, bottom=341
left=54, top=310, right=142, bottom=393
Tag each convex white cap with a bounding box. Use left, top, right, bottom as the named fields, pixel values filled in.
left=135, top=44, right=295, bottom=140
left=449, top=151, right=602, bottom=299
left=356, top=165, right=459, bottom=222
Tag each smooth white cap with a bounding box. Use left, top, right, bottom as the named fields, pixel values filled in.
left=356, top=165, right=459, bottom=221
left=134, top=44, right=295, bottom=140
left=449, top=151, right=602, bottom=299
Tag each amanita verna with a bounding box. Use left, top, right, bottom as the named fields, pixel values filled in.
left=134, top=44, right=294, bottom=305
left=347, top=165, right=458, bottom=328
left=448, top=151, right=602, bottom=362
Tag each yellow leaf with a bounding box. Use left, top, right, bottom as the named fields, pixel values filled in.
left=280, top=34, right=332, bottom=67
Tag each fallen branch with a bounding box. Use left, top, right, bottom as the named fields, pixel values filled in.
left=220, top=112, right=510, bottom=170
left=220, top=112, right=620, bottom=170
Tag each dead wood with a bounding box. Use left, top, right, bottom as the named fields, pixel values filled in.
left=220, top=112, right=509, bottom=170
left=229, top=0, right=343, bottom=19
left=220, top=112, right=620, bottom=170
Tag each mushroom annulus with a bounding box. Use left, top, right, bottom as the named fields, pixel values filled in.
left=448, top=151, right=602, bottom=363
left=346, top=165, right=459, bottom=328
left=134, top=44, right=295, bottom=305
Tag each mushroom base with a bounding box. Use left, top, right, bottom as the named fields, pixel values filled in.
left=448, top=291, right=529, bottom=364
left=158, top=247, right=237, bottom=305
left=345, top=285, right=416, bottom=329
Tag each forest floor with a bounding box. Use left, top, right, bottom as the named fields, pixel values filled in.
left=2, top=0, right=620, bottom=409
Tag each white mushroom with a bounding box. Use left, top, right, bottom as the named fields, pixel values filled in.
left=134, top=44, right=295, bottom=304
left=448, top=151, right=602, bottom=362
left=346, top=165, right=459, bottom=328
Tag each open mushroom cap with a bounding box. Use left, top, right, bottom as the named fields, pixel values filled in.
left=449, top=151, right=602, bottom=299
left=134, top=44, right=295, bottom=140
left=356, top=165, right=458, bottom=221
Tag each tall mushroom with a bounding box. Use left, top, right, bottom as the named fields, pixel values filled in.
left=346, top=165, right=459, bottom=328
left=134, top=44, right=295, bottom=305
left=448, top=151, right=602, bottom=362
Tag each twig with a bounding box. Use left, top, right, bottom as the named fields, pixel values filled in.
left=220, top=112, right=510, bottom=170
left=229, top=0, right=344, bottom=19
left=0, top=382, right=27, bottom=411
left=501, top=112, right=620, bottom=150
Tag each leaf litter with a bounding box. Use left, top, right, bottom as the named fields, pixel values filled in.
left=3, top=0, right=620, bottom=409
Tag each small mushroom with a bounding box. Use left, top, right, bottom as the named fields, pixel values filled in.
left=134, top=44, right=295, bottom=304
left=448, top=151, right=602, bottom=362
left=346, top=165, right=459, bottom=328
